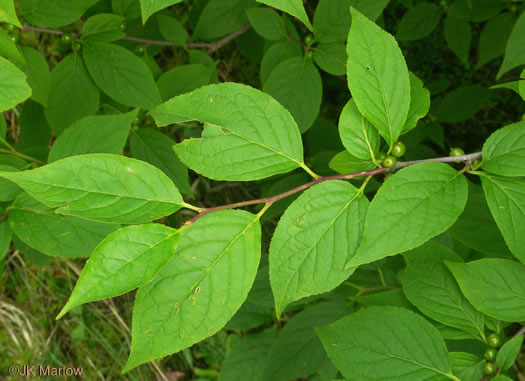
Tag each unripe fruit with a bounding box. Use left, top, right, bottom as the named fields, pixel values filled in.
left=4, top=23, right=17, bottom=33
left=391, top=141, right=406, bottom=158
left=134, top=45, right=145, bottom=55
left=72, top=41, right=82, bottom=52
left=449, top=147, right=465, bottom=157
left=487, top=333, right=502, bottom=348
left=376, top=151, right=387, bottom=162
left=449, top=147, right=465, bottom=163
left=305, top=50, right=313, bottom=59
left=484, top=348, right=497, bottom=362
left=304, top=34, right=314, bottom=45
left=61, top=32, right=73, bottom=44
left=9, top=33, right=19, bottom=43
left=119, top=21, right=127, bottom=31
left=383, top=155, right=397, bottom=168
left=483, top=362, right=495, bottom=375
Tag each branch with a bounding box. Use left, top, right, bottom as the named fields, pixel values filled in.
left=21, top=24, right=252, bottom=52
left=187, top=152, right=482, bottom=223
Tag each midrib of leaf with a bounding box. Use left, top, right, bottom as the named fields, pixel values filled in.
left=485, top=175, right=525, bottom=216
left=157, top=213, right=260, bottom=331
left=275, top=189, right=362, bottom=309
left=362, top=36, right=394, bottom=146
left=226, top=129, right=306, bottom=171
left=345, top=341, right=453, bottom=378
left=485, top=129, right=525, bottom=161
left=350, top=171, right=463, bottom=265
left=1, top=174, right=182, bottom=206
left=361, top=113, right=377, bottom=162
left=63, top=229, right=179, bottom=311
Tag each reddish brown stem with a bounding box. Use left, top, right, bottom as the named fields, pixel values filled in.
left=21, top=24, right=251, bottom=52
left=187, top=152, right=483, bottom=224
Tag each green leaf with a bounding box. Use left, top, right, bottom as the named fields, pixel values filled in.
left=219, top=329, right=278, bottom=381
left=20, top=0, right=99, bottom=27
left=401, top=240, right=485, bottom=339
left=18, top=47, right=50, bottom=107
left=482, top=121, right=525, bottom=177
left=193, top=0, right=254, bottom=40
left=313, top=0, right=352, bottom=43
left=246, top=7, right=286, bottom=40
left=316, top=306, right=454, bottom=380
left=0, top=154, right=184, bottom=224
left=83, top=41, right=162, bottom=109
left=48, top=110, right=138, bottom=162
left=444, top=15, right=471, bottom=68
left=17, top=100, right=52, bottom=152
left=446, top=258, right=525, bottom=322
left=496, top=334, right=523, bottom=370
left=263, top=57, right=322, bottom=133
left=0, top=0, right=21, bottom=26
left=328, top=151, right=376, bottom=175
left=57, top=223, right=179, bottom=319
left=157, top=14, right=187, bottom=45
left=270, top=180, right=368, bottom=317
left=156, top=64, right=213, bottom=101
left=347, top=7, right=410, bottom=147
left=396, top=2, right=441, bottom=41
left=448, top=0, right=505, bottom=22
left=150, top=83, right=308, bottom=181
left=449, top=352, right=484, bottom=381
left=123, top=209, right=262, bottom=372
left=112, top=0, right=141, bottom=20
left=82, top=13, right=126, bottom=42
left=225, top=301, right=273, bottom=331
left=491, top=376, right=514, bottom=381
left=402, top=72, right=430, bottom=133
left=480, top=174, right=525, bottom=262
left=0, top=28, right=24, bottom=63
left=139, top=0, right=183, bottom=23
left=8, top=193, right=118, bottom=258
left=449, top=183, right=511, bottom=257
left=313, top=42, right=347, bottom=76
left=256, top=0, right=312, bottom=31
left=435, top=85, right=489, bottom=123
left=0, top=219, right=12, bottom=263
left=0, top=56, right=31, bottom=113
left=260, top=40, right=301, bottom=85
left=263, top=301, right=347, bottom=381
left=498, top=10, right=525, bottom=79
left=0, top=165, right=22, bottom=201
left=338, top=99, right=380, bottom=160
left=346, top=162, right=468, bottom=269
left=477, top=12, right=516, bottom=69
left=44, top=55, right=99, bottom=136
left=130, top=128, right=192, bottom=196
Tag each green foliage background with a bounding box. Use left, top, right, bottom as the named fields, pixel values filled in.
left=1, top=0, right=525, bottom=380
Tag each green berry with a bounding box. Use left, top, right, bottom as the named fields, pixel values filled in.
left=488, top=333, right=502, bottom=348
left=484, top=348, right=497, bottom=362
left=376, top=151, right=387, bottom=162
left=61, top=32, right=73, bottom=44
left=304, top=34, right=314, bottom=45
left=72, top=41, right=82, bottom=52
left=383, top=155, right=397, bottom=168
left=305, top=50, right=313, bottom=59
left=483, top=362, right=495, bottom=375
left=134, top=45, right=145, bottom=55
left=132, top=116, right=141, bottom=126
left=9, top=33, right=19, bottom=43
left=4, top=23, right=17, bottom=33
left=119, top=21, right=127, bottom=31
left=391, top=141, right=406, bottom=158
left=449, top=147, right=465, bottom=157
